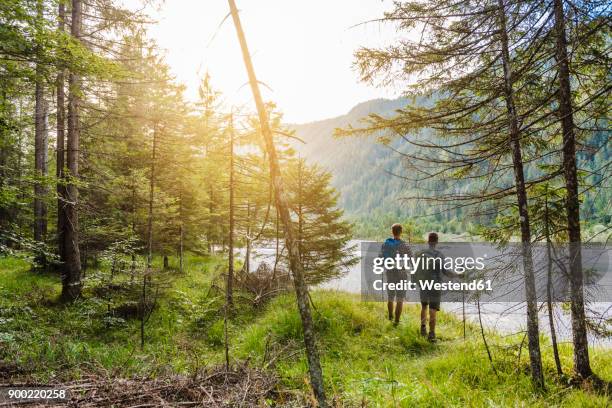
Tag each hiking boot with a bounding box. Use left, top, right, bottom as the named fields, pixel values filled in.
left=420, top=325, right=427, bottom=337
left=427, top=331, right=437, bottom=343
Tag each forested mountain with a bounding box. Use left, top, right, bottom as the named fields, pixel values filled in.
left=290, top=97, right=489, bottom=239
left=291, top=98, right=410, bottom=215
left=291, top=98, right=611, bottom=240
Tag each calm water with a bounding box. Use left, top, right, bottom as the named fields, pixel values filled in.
left=239, top=241, right=611, bottom=347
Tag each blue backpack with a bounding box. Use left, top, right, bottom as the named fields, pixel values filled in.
left=382, top=238, right=403, bottom=260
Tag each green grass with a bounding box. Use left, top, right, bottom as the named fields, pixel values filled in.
left=234, top=292, right=611, bottom=407
left=0, top=254, right=228, bottom=380
left=0, top=255, right=610, bottom=406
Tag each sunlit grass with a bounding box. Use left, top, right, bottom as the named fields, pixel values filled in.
left=0, top=256, right=610, bottom=406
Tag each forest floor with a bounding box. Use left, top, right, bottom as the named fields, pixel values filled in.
left=0, top=255, right=610, bottom=407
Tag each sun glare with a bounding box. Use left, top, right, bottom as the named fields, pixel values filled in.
left=141, top=0, right=399, bottom=123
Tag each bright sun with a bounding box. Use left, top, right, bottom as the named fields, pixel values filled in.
left=137, top=0, right=401, bottom=123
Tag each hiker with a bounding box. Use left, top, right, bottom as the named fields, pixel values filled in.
left=415, top=232, right=460, bottom=342
left=380, top=223, right=412, bottom=326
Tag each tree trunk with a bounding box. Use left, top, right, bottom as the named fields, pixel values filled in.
left=552, top=0, right=591, bottom=379
left=496, top=0, right=544, bottom=387
left=227, top=114, right=235, bottom=309
left=140, top=272, right=147, bottom=349
left=178, top=189, right=184, bottom=274
left=179, top=226, right=184, bottom=273
left=143, top=124, right=157, bottom=348
left=61, top=0, right=82, bottom=302
left=130, top=175, right=137, bottom=282
left=462, top=276, right=466, bottom=340
left=273, top=206, right=279, bottom=280
left=34, top=0, right=49, bottom=246
left=0, top=107, right=7, bottom=240
left=147, top=125, right=158, bottom=269
left=56, top=0, right=67, bottom=267
left=208, top=184, right=214, bottom=254
left=297, top=160, right=303, bottom=265
left=477, top=298, right=498, bottom=376
left=244, top=201, right=251, bottom=274
left=228, top=2, right=327, bottom=405
left=544, top=193, right=563, bottom=376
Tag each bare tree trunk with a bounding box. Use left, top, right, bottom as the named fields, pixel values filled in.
left=141, top=124, right=157, bottom=347
left=227, top=2, right=327, bottom=405
left=61, top=0, right=82, bottom=302
left=244, top=201, right=251, bottom=274
left=179, top=225, right=184, bottom=272
left=208, top=184, right=215, bottom=254
left=130, top=174, right=137, bottom=282
left=273, top=206, right=279, bottom=281
left=147, top=125, right=158, bottom=269
left=224, top=296, right=230, bottom=371
left=0, top=102, right=7, bottom=238
left=223, top=115, right=236, bottom=371
left=544, top=193, right=563, bottom=377
left=56, top=0, right=67, bottom=267
left=552, top=0, right=592, bottom=380
left=496, top=0, right=544, bottom=388
left=477, top=299, right=498, bottom=377
left=227, top=114, right=235, bottom=309
left=178, top=188, right=184, bottom=274
left=297, top=160, right=303, bottom=265
left=462, top=279, right=466, bottom=341
left=140, top=271, right=146, bottom=349
left=143, top=123, right=158, bottom=349
left=34, top=0, right=49, bottom=247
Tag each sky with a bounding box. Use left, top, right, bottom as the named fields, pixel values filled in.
left=140, top=0, right=401, bottom=123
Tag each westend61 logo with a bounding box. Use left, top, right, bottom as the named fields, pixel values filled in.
left=360, top=242, right=612, bottom=303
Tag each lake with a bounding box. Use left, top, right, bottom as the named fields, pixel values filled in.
left=238, top=240, right=611, bottom=347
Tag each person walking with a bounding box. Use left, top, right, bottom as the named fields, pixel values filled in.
left=380, top=223, right=412, bottom=326
left=415, top=232, right=460, bottom=342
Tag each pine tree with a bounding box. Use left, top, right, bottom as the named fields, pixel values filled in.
left=285, top=159, right=356, bottom=284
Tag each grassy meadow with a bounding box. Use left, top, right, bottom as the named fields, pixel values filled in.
left=0, top=255, right=610, bottom=407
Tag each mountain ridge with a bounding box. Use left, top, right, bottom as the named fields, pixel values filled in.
left=288, top=96, right=417, bottom=219
left=287, top=96, right=610, bottom=239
